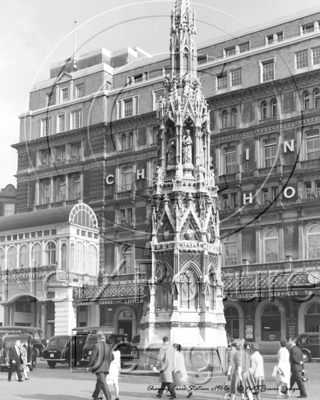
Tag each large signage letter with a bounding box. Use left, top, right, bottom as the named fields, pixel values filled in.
left=243, top=192, right=253, bottom=204
left=284, top=186, right=295, bottom=198
left=106, top=175, right=114, bottom=185
left=284, top=140, right=294, bottom=153
left=137, top=169, right=145, bottom=180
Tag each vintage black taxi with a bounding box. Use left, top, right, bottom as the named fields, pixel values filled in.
left=42, top=334, right=87, bottom=368
left=296, top=332, right=320, bottom=362
left=0, top=334, right=37, bottom=372
left=0, top=326, right=47, bottom=357
left=81, top=333, right=139, bottom=365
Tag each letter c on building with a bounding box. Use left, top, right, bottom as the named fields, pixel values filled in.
left=106, top=175, right=114, bottom=185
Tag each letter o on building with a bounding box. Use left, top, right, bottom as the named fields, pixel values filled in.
left=106, top=175, right=114, bottom=185
left=284, top=186, right=295, bottom=199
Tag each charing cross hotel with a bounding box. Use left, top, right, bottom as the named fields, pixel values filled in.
left=1, top=1, right=320, bottom=353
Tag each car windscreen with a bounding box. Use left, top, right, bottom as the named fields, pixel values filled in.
left=86, top=336, right=98, bottom=346
left=3, top=335, right=30, bottom=348
left=48, top=337, right=69, bottom=346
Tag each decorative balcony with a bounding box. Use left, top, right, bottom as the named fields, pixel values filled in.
left=259, top=117, right=277, bottom=124
left=302, top=107, right=320, bottom=115
left=220, top=125, right=237, bottom=133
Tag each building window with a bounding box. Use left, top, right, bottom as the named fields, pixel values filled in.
left=75, top=242, right=85, bottom=273
left=264, top=138, right=277, bottom=167
left=40, top=180, right=51, bottom=204
left=119, top=208, right=133, bottom=225
left=121, top=134, right=127, bottom=150
left=302, top=23, right=314, bottom=34
left=296, top=50, right=308, bottom=69
left=306, top=224, right=320, bottom=259
left=312, top=46, right=320, bottom=65
left=56, top=147, right=66, bottom=163
left=0, top=247, right=5, bottom=270
left=261, top=59, right=274, bottom=82
left=222, top=110, right=228, bottom=128
left=225, top=146, right=236, bottom=174
left=314, top=88, right=320, bottom=108
left=72, top=175, right=81, bottom=199
left=88, top=244, right=98, bottom=275
left=231, top=69, right=242, bottom=87
left=277, top=32, right=284, bottom=42
left=19, top=245, right=29, bottom=268
left=153, top=89, right=165, bottom=110
left=57, top=178, right=66, bottom=201
left=129, top=132, right=133, bottom=149
left=225, top=307, right=239, bottom=339
left=121, top=246, right=133, bottom=274
left=263, top=229, right=279, bottom=262
left=239, top=42, right=250, bottom=53
left=61, top=243, right=67, bottom=270
left=225, top=47, right=236, bottom=57
left=61, top=87, right=69, bottom=102
left=197, top=54, right=208, bottom=64
left=261, top=305, right=281, bottom=341
left=217, top=72, right=227, bottom=90
left=76, top=84, right=84, bottom=98
left=306, top=130, right=320, bottom=160
left=231, top=108, right=237, bottom=126
left=122, top=166, right=133, bottom=191
left=305, top=304, right=320, bottom=332
left=57, top=114, right=66, bottom=133
left=117, top=96, right=139, bottom=118
left=15, top=301, right=31, bottom=313
left=4, top=204, right=15, bottom=216
left=303, top=91, right=310, bottom=110
left=71, top=143, right=81, bottom=160
left=223, top=234, right=237, bottom=266
left=151, top=126, right=158, bottom=145
left=266, top=34, right=274, bottom=45
left=45, top=241, right=56, bottom=265
left=261, top=101, right=267, bottom=119
left=262, top=188, right=269, bottom=203
left=124, top=98, right=133, bottom=117
left=31, top=243, right=41, bottom=267
left=7, top=246, right=17, bottom=269
left=71, top=110, right=82, bottom=129
left=271, top=99, right=277, bottom=118
left=41, top=117, right=52, bottom=136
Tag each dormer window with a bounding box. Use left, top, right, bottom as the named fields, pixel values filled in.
left=61, top=87, right=69, bottom=102
left=225, top=47, right=236, bottom=57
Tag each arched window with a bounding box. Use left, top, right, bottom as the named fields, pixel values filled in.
left=305, top=303, right=320, bottom=332
left=61, top=243, right=67, bottom=270
left=231, top=108, right=237, bottom=126
left=306, top=224, right=320, bottom=259
left=88, top=244, right=98, bottom=275
left=45, top=241, right=56, bottom=265
left=122, top=246, right=132, bottom=274
left=129, top=132, right=133, bottom=149
left=314, top=88, right=320, bottom=108
left=223, top=234, right=237, bottom=266
left=19, top=245, right=29, bottom=268
left=222, top=110, right=228, bottom=128
left=70, top=243, right=75, bottom=271
left=271, top=99, right=277, bottom=118
left=121, top=134, right=127, bottom=150
left=261, top=101, right=267, bottom=119
left=76, top=242, right=85, bottom=273
left=303, top=91, right=310, bottom=110
left=261, top=305, right=281, bottom=341
left=7, top=246, right=17, bottom=270
left=0, top=247, right=5, bottom=270
left=225, top=307, right=239, bottom=339
left=263, top=229, right=279, bottom=262
left=31, top=243, right=42, bottom=267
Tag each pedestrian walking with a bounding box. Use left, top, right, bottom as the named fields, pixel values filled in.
left=87, top=331, right=114, bottom=400
left=172, top=343, right=192, bottom=398
left=249, top=343, right=265, bottom=400
left=7, top=339, right=23, bottom=382
left=288, top=338, right=307, bottom=398
left=275, top=338, right=291, bottom=398
left=156, top=337, right=177, bottom=399
left=230, top=339, right=254, bottom=400
left=20, top=343, right=30, bottom=380
left=106, top=347, right=121, bottom=400
left=223, top=341, right=237, bottom=400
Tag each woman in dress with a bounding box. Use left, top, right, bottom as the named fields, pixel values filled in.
left=172, top=344, right=192, bottom=398
left=106, top=347, right=121, bottom=400
left=20, top=343, right=29, bottom=380
left=250, top=343, right=265, bottom=400
left=276, top=338, right=291, bottom=398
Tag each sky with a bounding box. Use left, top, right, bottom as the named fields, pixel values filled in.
left=1, top=0, right=320, bottom=188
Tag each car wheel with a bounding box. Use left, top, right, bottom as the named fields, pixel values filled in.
left=302, top=352, right=310, bottom=363
left=47, top=361, right=56, bottom=368
left=33, top=347, right=40, bottom=358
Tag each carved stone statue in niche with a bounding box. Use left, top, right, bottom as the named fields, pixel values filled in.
left=199, top=136, right=205, bottom=167
left=182, top=130, right=193, bottom=165
left=166, top=129, right=176, bottom=166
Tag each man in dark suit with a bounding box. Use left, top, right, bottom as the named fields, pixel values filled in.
left=289, top=338, right=307, bottom=398
left=87, top=332, right=113, bottom=400
left=7, top=339, right=23, bottom=382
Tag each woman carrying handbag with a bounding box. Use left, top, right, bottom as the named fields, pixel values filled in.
left=172, top=344, right=192, bottom=398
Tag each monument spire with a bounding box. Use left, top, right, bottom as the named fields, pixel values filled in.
left=141, top=0, right=226, bottom=352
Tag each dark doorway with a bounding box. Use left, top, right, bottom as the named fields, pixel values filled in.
left=118, top=320, right=132, bottom=341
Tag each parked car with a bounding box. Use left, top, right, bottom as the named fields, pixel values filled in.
left=81, top=333, right=139, bottom=366
left=0, top=334, right=37, bottom=372
left=0, top=326, right=47, bottom=357
left=296, top=332, right=320, bottom=363
left=42, top=334, right=87, bottom=368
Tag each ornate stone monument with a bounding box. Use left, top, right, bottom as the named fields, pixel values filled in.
left=141, top=0, right=227, bottom=350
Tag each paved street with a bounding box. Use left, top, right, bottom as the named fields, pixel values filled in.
left=1, top=360, right=320, bottom=400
